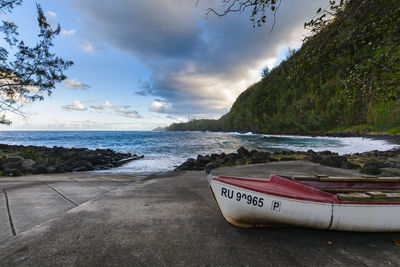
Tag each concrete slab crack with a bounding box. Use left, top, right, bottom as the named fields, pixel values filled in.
left=3, top=189, right=16, bottom=236
left=69, top=178, right=109, bottom=192
left=42, top=183, right=78, bottom=207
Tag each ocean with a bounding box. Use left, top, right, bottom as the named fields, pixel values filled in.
left=0, top=131, right=396, bottom=174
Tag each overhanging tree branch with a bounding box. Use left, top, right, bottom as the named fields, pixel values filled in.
left=205, top=0, right=281, bottom=30
left=0, top=1, right=73, bottom=124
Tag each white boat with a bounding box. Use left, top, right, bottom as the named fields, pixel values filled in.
left=208, top=174, right=400, bottom=232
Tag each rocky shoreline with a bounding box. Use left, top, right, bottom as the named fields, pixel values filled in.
left=176, top=146, right=400, bottom=177
left=0, top=144, right=143, bottom=176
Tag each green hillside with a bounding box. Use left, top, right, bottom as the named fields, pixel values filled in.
left=168, top=0, right=400, bottom=134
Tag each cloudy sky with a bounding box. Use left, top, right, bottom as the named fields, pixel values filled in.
left=1, top=0, right=326, bottom=130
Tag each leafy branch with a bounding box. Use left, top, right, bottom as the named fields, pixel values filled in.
left=0, top=1, right=73, bottom=124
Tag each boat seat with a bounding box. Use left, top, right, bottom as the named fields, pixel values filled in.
left=337, top=193, right=372, bottom=201
left=322, top=188, right=400, bottom=193
left=292, top=175, right=400, bottom=182
left=338, top=192, right=400, bottom=202
left=385, top=193, right=400, bottom=201
left=366, top=191, right=387, bottom=199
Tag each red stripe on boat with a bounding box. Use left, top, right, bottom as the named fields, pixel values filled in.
left=214, top=174, right=338, bottom=203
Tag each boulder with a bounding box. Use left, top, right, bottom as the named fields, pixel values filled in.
left=225, top=153, right=239, bottom=162
left=71, top=160, right=94, bottom=171
left=22, top=159, right=36, bottom=170
left=320, top=156, right=348, bottom=168
left=34, top=164, right=49, bottom=173
left=56, top=161, right=73, bottom=173
left=0, top=156, right=7, bottom=166
left=2, top=161, right=22, bottom=171
left=3, top=168, right=21, bottom=176
left=389, top=157, right=400, bottom=168
left=205, top=162, right=216, bottom=174
left=250, top=150, right=258, bottom=156
left=340, top=161, right=360, bottom=169
left=237, top=146, right=250, bottom=158
left=62, top=150, right=77, bottom=158
left=210, top=154, right=219, bottom=160
left=193, top=155, right=211, bottom=169
left=306, top=149, right=316, bottom=155
left=1, top=156, right=24, bottom=168
left=360, top=162, right=381, bottom=175
left=380, top=168, right=400, bottom=177
left=252, top=151, right=270, bottom=159
left=175, top=158, right=196, bottom=171
left=197, top=155, right=211, bottom=165
left=309, top=155, right=322, bottom=163
left=251, top=151, right=270, bottom=164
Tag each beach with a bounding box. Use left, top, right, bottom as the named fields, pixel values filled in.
left=1, top=161, right=400, bottom=266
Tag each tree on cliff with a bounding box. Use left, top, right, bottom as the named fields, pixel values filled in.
left=0, top=0, right=73, bottom=124
left=206, top=0, right=347, bottom=32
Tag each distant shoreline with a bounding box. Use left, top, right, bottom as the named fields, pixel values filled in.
left=165, top=129, right=400, bottom=145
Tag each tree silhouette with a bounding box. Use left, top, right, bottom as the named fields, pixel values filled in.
left=0, top=0, right=73, bottom=124
left=206, top=0, right=280, bottom=28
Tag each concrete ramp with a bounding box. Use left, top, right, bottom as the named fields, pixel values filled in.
left=1, top=162, right=400, bottom=266
left=0, top=173, right=132, bottom=244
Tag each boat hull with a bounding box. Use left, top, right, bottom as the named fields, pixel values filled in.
left=210, top=177, right=400, bottom=232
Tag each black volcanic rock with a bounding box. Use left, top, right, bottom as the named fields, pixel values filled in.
left=360, top=162, right=381, bottom=175
left=320, top=155, right=348, bottom=168
left=175, top=147, right=294, bottom=172
left=0, top=144, right=143, bottom=176
left=175, top=146, right=400, bottom=176
left=237, top=146, right=250, bottom=158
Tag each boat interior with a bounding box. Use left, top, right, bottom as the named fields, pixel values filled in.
left=287, top=175, right=400, bottom=202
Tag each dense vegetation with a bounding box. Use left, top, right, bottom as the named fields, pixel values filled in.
left=168, top=0, right=400, bottom=134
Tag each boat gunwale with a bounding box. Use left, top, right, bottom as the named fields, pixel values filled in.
left=211, top=174, right=400, bottom=205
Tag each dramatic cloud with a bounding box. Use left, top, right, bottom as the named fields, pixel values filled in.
left=62, top=100, right=87, bottom=111
left=68, top=0, right=326, bottom=116
left=64, top=78, right=91, bottom=90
